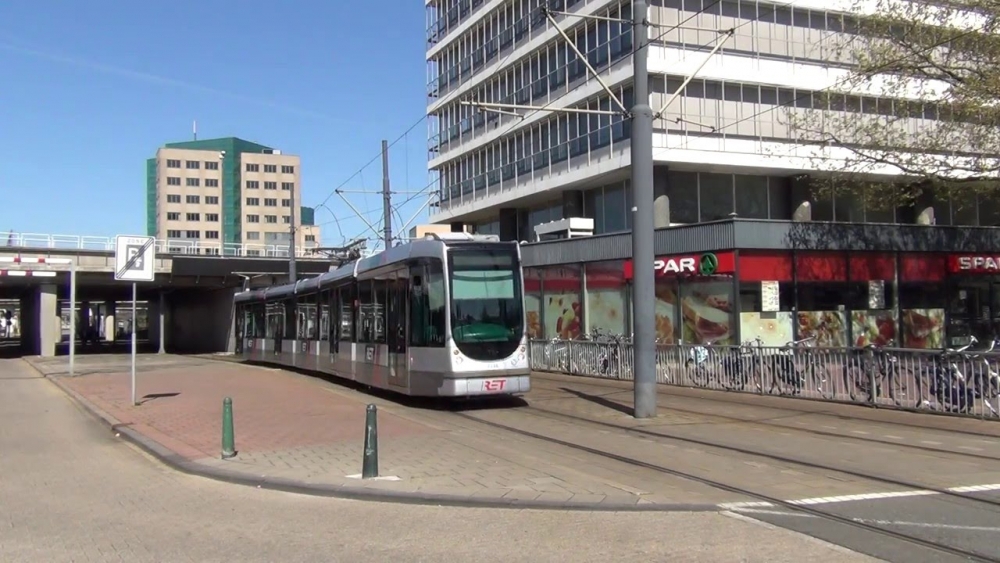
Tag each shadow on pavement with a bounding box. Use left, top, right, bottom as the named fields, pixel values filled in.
left=558, top=386, right=634, bottom=416
left=242, top=360, right=529, bottom=412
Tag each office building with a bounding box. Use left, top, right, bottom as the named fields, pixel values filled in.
left=424, top=0, right=993, bottom=237
left=146, top=137, right=320, bottom=256
left=424, top=1, right=1000, bottom=350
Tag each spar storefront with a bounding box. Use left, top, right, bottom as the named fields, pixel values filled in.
left=520, top=219, right=1000, bottom=350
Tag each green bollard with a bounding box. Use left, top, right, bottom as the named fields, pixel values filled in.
left=222, top=397, right=236, bottom=459
left=362, top=404, right=379, bottom=479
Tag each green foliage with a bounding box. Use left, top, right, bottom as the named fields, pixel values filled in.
left=785, top=0, right=1000, bottom=206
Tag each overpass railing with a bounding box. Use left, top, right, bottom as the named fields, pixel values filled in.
left=529, top=338, right=1000, bottom=420
left=2, top=232, right=329, bottom=259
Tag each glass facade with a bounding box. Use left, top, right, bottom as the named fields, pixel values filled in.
left=523, top=250, right=984, bottom=350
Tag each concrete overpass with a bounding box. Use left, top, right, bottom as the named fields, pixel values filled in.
left=0, top=232, right=337, bottom=357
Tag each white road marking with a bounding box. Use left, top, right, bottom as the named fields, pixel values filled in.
left=883, top=435, right=904, bottom=440
left=345, top=474, right=401, bottom=481
left=729, top=509, right=1000, bottom=532
left=850, top=430, right=870, bottom=435
left=717, top=483, right=1000, bottom=511
left=921, top=440, right=943, bottom=446
left=958, top=445, right=984, bottom=452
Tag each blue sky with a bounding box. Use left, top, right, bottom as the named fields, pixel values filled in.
left=0, top=0, right=433, bottom=249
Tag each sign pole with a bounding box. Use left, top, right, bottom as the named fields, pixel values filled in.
left=114, top=234, right=155, bottom=406
left=69, top=260, right=76, bottom=376
left=131, top=282, right=137, bottom=406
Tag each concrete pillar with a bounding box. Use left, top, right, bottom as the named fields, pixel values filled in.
left=499, top=208, right=519, bottom=241
left=789, top=175, right=813, bottom=222
left=148, top=292, right=167, bottom=354
left=562, top=190, right=584, bottom=218
left=79, top=301, right=91, bottom=341
left=37, top=285, right=57, bottom=357
left=653, top=165, right=671, bottom=229
left=104, top=301, right=117, bottom=342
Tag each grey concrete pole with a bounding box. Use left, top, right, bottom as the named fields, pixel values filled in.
left=631, top=0, right=657, bottom=418
left=381, top=140, right=392, bottom=249
left=158, top=291, right=166, bottom=355
left=289, top=185, right=298, bottom=283
left=68, top=261, right=76, bottom=375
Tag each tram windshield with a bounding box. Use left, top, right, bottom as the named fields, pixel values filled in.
left=448, top=247, right=524, bottom=360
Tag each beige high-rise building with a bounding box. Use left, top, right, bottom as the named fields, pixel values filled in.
left=146, top=137, right=320, bottom=256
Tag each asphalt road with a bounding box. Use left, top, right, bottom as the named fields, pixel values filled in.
left=732, top=490, right=1000, bottom=563
left=0, top=359, right=875, bottom=563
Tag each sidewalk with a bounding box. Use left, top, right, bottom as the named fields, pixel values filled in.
left=26, top=354, right=742, bottom=510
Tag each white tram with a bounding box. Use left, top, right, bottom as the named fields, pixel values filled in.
left=234, top=233, right=530, bottom=398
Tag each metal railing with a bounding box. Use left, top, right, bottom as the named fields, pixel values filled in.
left=2, top=232, right=334, bottom=259
left=529, top=337, right=1000, bottom=420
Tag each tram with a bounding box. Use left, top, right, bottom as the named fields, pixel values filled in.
left=233, top=233, right=530, bottom=398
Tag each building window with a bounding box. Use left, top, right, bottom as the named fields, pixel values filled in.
left=205, top=161, right=219, bottom=170
left=205, top=231, right=220, bottom=239
left=205, top=196, right=219, bottom=205
left=264, top=198, right=277, bottom=207
left=186, top=160, right=200, bottom=170
left=186, top=177, right=200, bottom=187
left=206, top=213, right=219, bottom=221
left=282, top=199, right=291, bottom=207
left=167, top=212, right=180, bottom=221
left=186, top=195, right=200, bottom=204
left=247, top=214, right=260, bottom=223
left=247, top=250, right=261, bottom=257
left=264, top=164, right=277, bottom=173
left=246, top=232, right=261, bottom=240
left=205, top=178, right=219, bottom=187
left=281, top=165, right=295, bottom=174
left=167, top=194, right=181, bottom=203
left=166, top=177, right=181, bottom=186
left=246, top=163, right=259, bottom=172
left=305, top=235, right=316, bottom=242
left=166, top=159, right=181, bottom=168
left=167, top=229, right=182, bottom=238
left=186, top=230, right=200, bottom=238
left=265, top=215, right=278, bottom=224
left=246, top=197, right=260, bottom=206
left=246, top=180, right=259, bottom=189
left=282, top=215, right=291, bottom=224
left=264, top=181, right=277, bottom=190
left=186, top=213, right=200, bottom=221
left=281, top=182, right=294, bottom=191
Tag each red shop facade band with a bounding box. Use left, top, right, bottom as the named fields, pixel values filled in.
left=518, top=219, right=1000, bottom=350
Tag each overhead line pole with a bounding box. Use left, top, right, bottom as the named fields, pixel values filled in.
left=381, top=140, right=392, bottom=249
left=630, top=0, right=657, bottom=419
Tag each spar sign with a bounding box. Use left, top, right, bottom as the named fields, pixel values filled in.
left=624, top=251, right=735, bottom=279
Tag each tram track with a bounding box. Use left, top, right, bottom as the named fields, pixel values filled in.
left=528, top=374, right=1000, bottom=463
left=452, top=408, right=1000, bottom=563
left=527, top=370, right=1000, bottom=439
left=513, top=402, right=1000, bottom=510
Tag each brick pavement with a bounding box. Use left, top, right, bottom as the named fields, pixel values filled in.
left=0, top=357, right=886, bottom=563
left=28, top=355, right=745, bottom=508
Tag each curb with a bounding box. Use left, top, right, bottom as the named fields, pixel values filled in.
left=39, top=370, right=719, bottom=513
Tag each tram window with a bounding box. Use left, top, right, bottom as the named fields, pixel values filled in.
left=283, top=299, right=296, bottom=339
left=410, top=273, right=427, bottom=347
left=340, top=284, right=355, bottom=342
left=298, top=293, right=317, bottom=340
left=265, top=302, right=284, bottom=339
left=249, top=303, right=265, bottom=338
left=319, top=290, right=330, bottom=341
left=373, top=279, right=387, bottom=344
left=426, top=260, right=447, bottom=346
left=357, top=281, right=373, bottom=343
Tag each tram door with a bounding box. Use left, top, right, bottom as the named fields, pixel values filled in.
left=235, top=308, right=244, bottom=354
left=386, top=273, right=409, bottom=389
